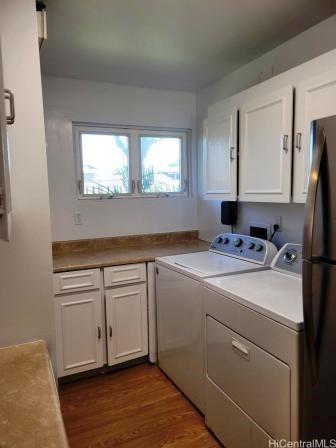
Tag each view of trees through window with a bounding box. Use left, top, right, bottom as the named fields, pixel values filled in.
left=81, top=133, right=130, bottom=195
left=78, top=128, right=186, bottom=196
left=140, top=136, right=182, bottom=193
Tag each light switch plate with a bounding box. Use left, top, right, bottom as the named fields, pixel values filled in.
left=74, top=212, right=83, bottom=225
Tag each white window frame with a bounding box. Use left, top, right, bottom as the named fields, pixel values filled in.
left=73, top=123, right=190, bottom=200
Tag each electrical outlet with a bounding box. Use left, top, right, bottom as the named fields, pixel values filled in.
left=74, top=212, right=83, bottom=225
left=274, top=216, right=282, bottom=232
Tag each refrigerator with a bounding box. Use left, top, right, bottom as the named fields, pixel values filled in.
left=302, top=115, right=336, bottom=441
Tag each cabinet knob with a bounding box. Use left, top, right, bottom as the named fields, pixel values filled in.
left=97, top=326, right=102, bottom=340
left=109, top=325, right=112, bottom=338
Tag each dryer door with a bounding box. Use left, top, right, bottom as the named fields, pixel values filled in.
left=206, top=315, right=290, bottom=439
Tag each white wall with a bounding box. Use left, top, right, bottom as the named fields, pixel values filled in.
left=197, top=15, right=336, bottom=246
left=43, top=76, right=198, bottom=241
left=0, top=1, right=55, bottom=362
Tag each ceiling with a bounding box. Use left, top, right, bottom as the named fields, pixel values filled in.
left=41, top=0, right=336, bottom=91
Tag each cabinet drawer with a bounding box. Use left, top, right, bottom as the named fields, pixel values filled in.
left=104, top=263, right=146, bottom=287
left=54, top=268, right=100, bottom=295
left=206, top=315, right=290, bottom=439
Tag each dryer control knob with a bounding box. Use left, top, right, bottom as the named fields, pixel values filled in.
left=284, top=251, right=297, bottom=263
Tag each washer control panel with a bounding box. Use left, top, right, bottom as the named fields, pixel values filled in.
left=272, top=243, right=302, bottom=276
left=210, top=233, right=277, bottom=265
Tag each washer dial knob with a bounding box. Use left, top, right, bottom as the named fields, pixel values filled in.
left=215, top=236, right=223, bottom=244
left=255, top=244, right=263, bottom=252
left=223, top=237, right=229, bottom=244
left=247, top=242, right=255, bottom=250
left=234, top=238, right=242, bottom=247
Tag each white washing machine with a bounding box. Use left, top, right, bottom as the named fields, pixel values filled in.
left=203, top=243, right=303, bottom=447
left=155, top=233, right=277, bottom=413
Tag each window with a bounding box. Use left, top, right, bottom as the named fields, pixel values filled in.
left=74, top=124, right=189, bottom=198
left=140, top=136, right=182, bottom=193
left=80, top=132, right=130, bottom=195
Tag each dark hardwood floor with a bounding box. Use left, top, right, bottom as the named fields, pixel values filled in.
left=60, top=364, right=221, bottom=448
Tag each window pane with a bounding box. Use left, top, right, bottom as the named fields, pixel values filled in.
left=140, top=136, right=182, bottom=193
left=81, top=133, right=129, bottom=195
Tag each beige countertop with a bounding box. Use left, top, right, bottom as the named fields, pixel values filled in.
left=53, top=239, right=210, bottom=273
left=0, top=341, right=68, bottom=448
left=52, top=231, right=210, bottom=273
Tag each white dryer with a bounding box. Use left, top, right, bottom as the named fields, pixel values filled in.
left=203, top=243, right=303, bottom=447
left=155, top=233, right=277, bottom=413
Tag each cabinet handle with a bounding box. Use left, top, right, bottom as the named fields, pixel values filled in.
left=282, top=134, right=289, bottom=153
left=230, top=146, right=235, bottom=161
left=109, top=325, right=112, bottom=338
left=97, top=326, right=102, bottom=340
left=155, top=265, right=159, bottom=275
left=4, top=89, right=15, bottom=125
left=232, top=338, right=250, bottom=360
left=295, top=132, right=302, bottom=151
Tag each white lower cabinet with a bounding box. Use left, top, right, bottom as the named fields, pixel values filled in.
left=105, top=283, right=148, bottom=366
left=55, top=290, right=104, bottom=377
left=54, top=262, right=149, bottom=377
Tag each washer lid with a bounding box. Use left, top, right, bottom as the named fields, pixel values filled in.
left=204, top=270, right=303, bottom=330
left=156, top=251, right=266, bottom=280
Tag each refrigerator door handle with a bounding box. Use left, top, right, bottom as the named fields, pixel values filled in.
left=303, top=127, right=326, bottom=261
left=302, top=260, right=318, bottom=384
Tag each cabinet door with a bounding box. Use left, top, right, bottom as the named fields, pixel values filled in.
left=293, top=69, right=336, bottom=203
left=0, top=39, right=12, bottom=241
left=240, top=86, right=293, bottom=203
left=106, top=283, right=148, bottom=366
left=55, top=291, right=104, bottom=377
left=203, top=107, right=237, bottom=200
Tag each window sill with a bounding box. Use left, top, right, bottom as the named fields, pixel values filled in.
left=77, top=192, right=189, bottom=200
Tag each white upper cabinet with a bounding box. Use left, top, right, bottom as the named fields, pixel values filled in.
left=203, top=106, right=237, bottom=201
left=293, top=68, right=336, bottom=203
left=239, top=86, right=293, bottom=203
